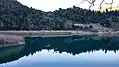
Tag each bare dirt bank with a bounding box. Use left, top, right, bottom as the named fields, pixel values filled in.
left=0, top=34, right=24, bottom=48
left=0, top=30, right=119, bottom=48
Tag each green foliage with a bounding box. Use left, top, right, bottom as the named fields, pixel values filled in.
left=0, top=0, right=119, bottom=30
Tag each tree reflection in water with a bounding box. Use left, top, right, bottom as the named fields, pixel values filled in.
left=1, top=35, right=119, bottom=64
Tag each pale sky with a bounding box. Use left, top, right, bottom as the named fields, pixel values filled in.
left=18, top=0, right=119, bottom=11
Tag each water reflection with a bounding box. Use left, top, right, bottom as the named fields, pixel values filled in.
left=25, top=36, right=119, bottom=55
left=1, top=36, right=119, bottom=64
left=1, top=50, right=119, bottom=67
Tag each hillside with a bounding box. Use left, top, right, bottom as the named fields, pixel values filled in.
left=0, top=0, right=47, bottom=30
left=0, top=0, right=119, bottom=31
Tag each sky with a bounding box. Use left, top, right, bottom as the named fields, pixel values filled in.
left=18, top=0, right=119, bottom=11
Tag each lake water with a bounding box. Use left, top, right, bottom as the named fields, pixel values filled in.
left=0, top=35, right=119, bottom=67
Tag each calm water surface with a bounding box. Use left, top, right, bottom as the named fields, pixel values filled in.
left=0, top=36, right=119, bottom=67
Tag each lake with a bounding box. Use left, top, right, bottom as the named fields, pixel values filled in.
left=0, top=35, right=119, bottom=67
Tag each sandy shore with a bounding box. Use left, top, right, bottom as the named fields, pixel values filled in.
left=0, top=30, right=119, bottom=36
left=0, top=30, right=119, bottom=48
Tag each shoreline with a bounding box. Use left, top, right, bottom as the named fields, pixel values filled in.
left=0, top=30, right=119, bottom=35
left=0, top=30, right=119, bottom=48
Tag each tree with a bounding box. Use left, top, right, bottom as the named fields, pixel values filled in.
left=63, top=20, right=73, bottom=30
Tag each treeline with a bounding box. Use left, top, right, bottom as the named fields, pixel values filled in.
left=0, top=0, right=119, bottom=30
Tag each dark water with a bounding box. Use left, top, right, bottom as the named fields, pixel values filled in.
left=1, top=35, right=119, bottom=67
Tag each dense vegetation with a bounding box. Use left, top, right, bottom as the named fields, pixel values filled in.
left=0, top=0, right=119, bottom=30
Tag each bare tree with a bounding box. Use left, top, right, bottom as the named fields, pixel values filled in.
left=79, top=0, right=115, bottom=23
left=80, top=0, right=114, bottom=10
